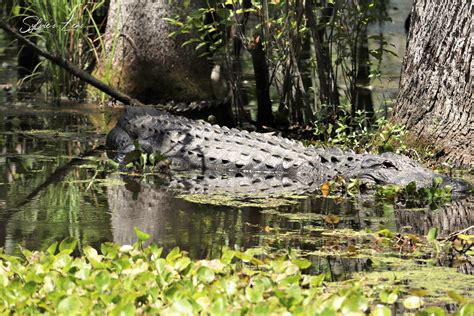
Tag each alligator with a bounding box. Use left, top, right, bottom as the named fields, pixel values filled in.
left=106, top=107, right=471, bottom=194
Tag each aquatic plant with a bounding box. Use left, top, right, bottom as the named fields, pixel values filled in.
left=0, top=230, right=472, bottom=315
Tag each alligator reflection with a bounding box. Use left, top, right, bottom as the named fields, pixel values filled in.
left=0, top=108, right=472, bottom=282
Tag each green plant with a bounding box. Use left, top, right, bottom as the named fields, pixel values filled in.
left=375, top=177, right=453, bottom=209
left=0, top=231, right=472, bottom=314
left=313, top=108, right=408, bottom=154
left=13, top=0, right=105, bottom=98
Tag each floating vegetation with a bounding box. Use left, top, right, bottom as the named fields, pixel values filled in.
left=0, top=231, right=472, bottom=315
left=178, top=193, right=301, bottom=209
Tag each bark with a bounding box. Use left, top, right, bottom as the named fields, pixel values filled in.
left=393, top=0, right=473, bottom=165
left=395, top=196, right=474, bottom=238
left=249, top=37, right=273, bottom=127
left=102, top=0, right=215, bottom=103
left=352, top=11, right=374, bottom=120
left=304, top=1, right=340, bottom=110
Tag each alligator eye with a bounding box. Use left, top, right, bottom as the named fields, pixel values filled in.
left=382, top=160, right=397, bottom=169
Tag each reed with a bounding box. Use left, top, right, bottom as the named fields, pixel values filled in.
left=14, top=0, right=106, bottom=99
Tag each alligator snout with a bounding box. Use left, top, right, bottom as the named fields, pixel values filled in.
left=440, top=175, right=472, bottom=193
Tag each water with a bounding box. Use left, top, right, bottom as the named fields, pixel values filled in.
left=0, top=107, right=471, bottom=260
left=0, top=2, right=473, bottom=298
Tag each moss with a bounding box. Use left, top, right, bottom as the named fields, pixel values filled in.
left=355, top=259, right=474, bottom=302
left=177, top=193, right=301, bottom=208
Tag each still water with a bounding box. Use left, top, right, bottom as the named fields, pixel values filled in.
left=0, top=1, right=473, bottom=296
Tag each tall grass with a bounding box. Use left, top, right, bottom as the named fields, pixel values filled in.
left=14, top=0, right=106, bottom=99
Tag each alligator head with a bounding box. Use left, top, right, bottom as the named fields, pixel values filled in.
left=348, top=152, right=471, bottom=192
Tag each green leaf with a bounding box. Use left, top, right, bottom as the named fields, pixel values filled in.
left=427, top=227, right=439, bottom=241
left=95, top=271, right=111, bottom=292
left=459, top=304, right=474, bottom=316
left=422, top=306, right=445, bottom=316
left=101, top=242, right=119, bottom=259
left=371, top=305, right=391, bottom=316
left=246, top=284, right=264, bottom=303
left=134, top=227, right=150, bottom=242
left=447, top=291, right=467, bottom=304
left=405, top=181, right=417, bottom=195
left=403, top=296, right=422, bottom=309
left=432, top=176, right=443, bottom=188
left=46, top=241, right=58, bottom=255
left=172, top=299, right=193, bottom=314
left=292, top=258, right=311, bottom=270
left=59, top=237, right=77, bottom=253
left=175, top=257, right=191, bottom=272
left=221, top=248, right=234, bottom=264
left=124, top=149, right=142, bottom=164
left=211, top=296, right=226, bottom=315
left=58, top=295, right=82, bottom=314
left=197, top=266, right=215, bottom=284
left=111, top=303, right=136, bottom=316
left=166, top=247, right=181, bottom=263
left=149, top=243, right=163, bottom=259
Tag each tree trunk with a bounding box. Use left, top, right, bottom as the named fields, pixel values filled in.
left=249, top=37, right=273, bottom=128
left=393, top=0, right=473, bottom=165
left=304, top=1, right=340, bottom=111
left=395, top=196, right=473, bottom=238
left=101, top=0, right=215, bottom=103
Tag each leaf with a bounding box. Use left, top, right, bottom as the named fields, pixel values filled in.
left=46, top=241, right=58, bottom=255
left=58, top=295, right=82, bottom=314
left=292, top=258, right=311, bottom=270
left=166, top=247, right=181, bottom=263
left=403, top=296, right=423, bottom=309
left=409, top=289, right=430, bottom=297
left=197, top=266, right=215, bottom=283
left=246, top=283, right=264, bottom=303
left=123, top=149, right=142, bottom=164
left=172, top=299, right=193, bottom=315
left=459, top=304, right=474, bottom=316
left=111, top=303, right=135, bottom=316
left=447, top=291, right=467, bottom=304
left=59, top=237, right=77, bottom=253
left=371, top=305, right=391, bottom=316
left=221, top=248, right=235, bottom=264
left=134, top=227, right=150, bottom=242
left=432, top=176, right=443, bottom=188
left=211, top=296, right=226, bottom=315
left=405, top=181, right=417, bottom=195
left=95, top=271, right=111, bottom=292
left=422, top=306, right=446, bottom=316
left=321, top=182, right=331, bottom=197
left=175, top=257, right=191, bottom=272
left=427, top=227, right=439, bottom=241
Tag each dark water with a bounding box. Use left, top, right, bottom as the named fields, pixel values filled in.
left=0, top=107, right=471, bottom=259
left=0, top=105, right=387, bottom=255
